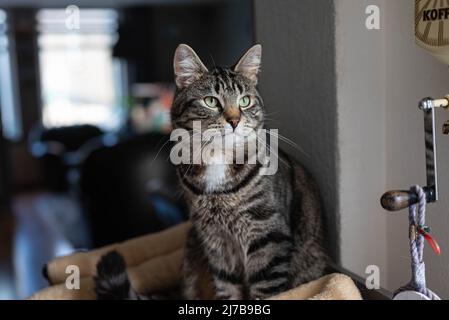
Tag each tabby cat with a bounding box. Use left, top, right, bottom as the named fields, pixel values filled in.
left=95, top=44, right=328, bottom=300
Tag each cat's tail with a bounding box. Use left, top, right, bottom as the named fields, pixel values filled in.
left=94, top=251, right=147, bottom=300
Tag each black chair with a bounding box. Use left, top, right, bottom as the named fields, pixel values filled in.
left=79, top=132, right=187, bottom=247
left=28, top=125, right=104, bottom=191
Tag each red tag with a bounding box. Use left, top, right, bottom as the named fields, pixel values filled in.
left=418, top=228, right=441, bottom=255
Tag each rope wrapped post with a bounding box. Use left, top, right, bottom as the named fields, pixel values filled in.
left=393, top=186, right=440, bottom=300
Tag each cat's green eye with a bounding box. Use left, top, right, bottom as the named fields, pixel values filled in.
left=239, top=96, right=251, bottom=109
left=204, top=96, right=219, bottom=109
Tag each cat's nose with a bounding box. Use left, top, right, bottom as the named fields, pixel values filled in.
left=224, top=107, right=241, bottom=131
left=226, top=117, right=240, bottom=131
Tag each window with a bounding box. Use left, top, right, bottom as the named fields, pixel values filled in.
left=37, top=9, right=126, bottom=131
left=0, top=9, right=21, bottom=141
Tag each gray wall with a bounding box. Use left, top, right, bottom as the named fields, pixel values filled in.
left=335, top=0, right=388, bottom=289
left=254, top=0, right=339, bottom=262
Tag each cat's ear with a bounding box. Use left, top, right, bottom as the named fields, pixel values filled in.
left=234, top=44, right=262, bottom=84
left=173, top=44, right=208, bottom=89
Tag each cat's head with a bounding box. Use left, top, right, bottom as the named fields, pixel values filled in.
left=170, top=44, right=264, bottom=142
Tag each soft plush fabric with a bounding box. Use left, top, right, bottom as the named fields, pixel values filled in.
left=30, top=222, right=362, bottom=300
left=268, top=273, right=362, bottom=300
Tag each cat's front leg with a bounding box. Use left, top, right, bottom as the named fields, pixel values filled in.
left=245, top=228, right=294, bottom=299
left=204, top=238, right=244, bottom=300
left=182, top=228, right=208, bottom=299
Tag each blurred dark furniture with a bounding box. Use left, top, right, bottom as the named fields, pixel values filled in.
left=28, top=125, right=186, bottom=248
left=80, top=132, right=186, bottom=247
left=28, top=124, right=104, bottom=191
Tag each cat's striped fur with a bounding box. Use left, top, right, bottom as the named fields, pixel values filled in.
left=94, top=44, right=328, bottom=300
left=174, top=44, right=328, bottom=299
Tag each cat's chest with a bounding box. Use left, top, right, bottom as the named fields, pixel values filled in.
left=203, top=164, right=227, bottom=193
left=194, top=195, right=251, bottom=236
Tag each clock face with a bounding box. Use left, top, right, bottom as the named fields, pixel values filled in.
left=415, top=0, right=449, bottom=47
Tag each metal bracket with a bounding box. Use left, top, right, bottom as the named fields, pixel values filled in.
left=419, top=97, right=438, bottom=203
left=381, top=97, right=441, bottom=212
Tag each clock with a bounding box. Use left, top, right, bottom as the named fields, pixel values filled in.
left=416, top=0, right=449, bottom=65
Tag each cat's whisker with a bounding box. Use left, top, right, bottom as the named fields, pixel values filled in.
left=267, top=131, right=310, bottom=158
left=152, top=138, right=173, bottom=163
left=165, top=130, right=205, bottom=162
left=255, top=134, right=290, bottom=168
left=262, top=117, right=281, bottom=124
left=182, top=138, right=210, bottom=180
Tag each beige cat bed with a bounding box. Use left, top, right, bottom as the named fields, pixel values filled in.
left=29, top=222, right=362, bottom=300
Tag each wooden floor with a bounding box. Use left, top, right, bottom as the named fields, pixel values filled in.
left=0, top=191, right=90, bottom=299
